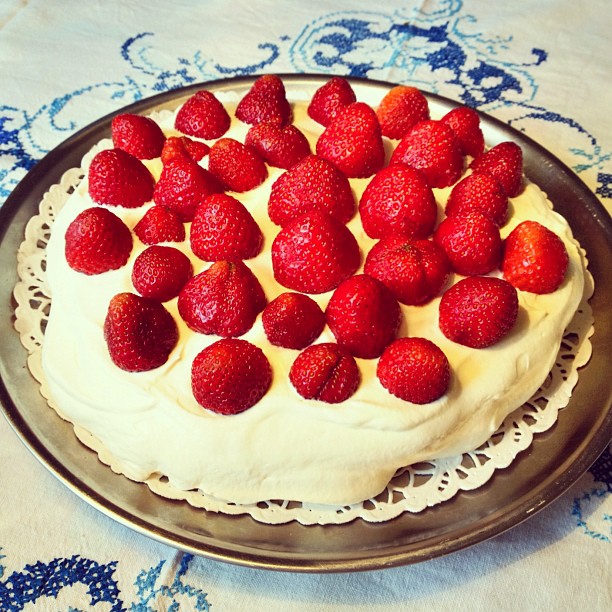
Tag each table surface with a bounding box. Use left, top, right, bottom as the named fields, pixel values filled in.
left=1, top=1, right=611, bottom=610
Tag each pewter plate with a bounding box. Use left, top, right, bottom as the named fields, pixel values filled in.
left=1, top=75, right=611, bottom=572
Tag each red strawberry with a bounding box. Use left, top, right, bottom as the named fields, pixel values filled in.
left=307, top=76, right=357, bottom=127
left=133, top=205, right=186, bottom=245
left=153, top=156, right=222, bottom=222
left=262, top=292, right=325, bottom=350
left=174, top=89, right=231, bottom=139
left=316, top=102, right=385, bottom=178
left=359, top=164, right=437, bottom=239
left=377, top=337, right=450, bottom=404
left=65, top=207, right=133, bottom=275
left=445, top=172, right=508, bottom=227
left=364, top=237, right=450, bottom=305
left=441, top=106, right=484, bottom=158
left=177, top=260, right=266, bottom=337
left=502, top=220, right=569, bottom=293
left=192, top=338, right=272, bottom=414
left=376, top=85, right=430, bottom=140
left=131, top=245, right=193, bottom=302
left=439, top=276, right=518, bottom=348
left=244, top=122, right=311, bottom=169
left=88, top=148, right=155, bottom=208
left=470, top=141, right=523, bottom=197
left=190, top=193, right=263, bottom=261
left=208, top=138, right=268, bottom=193
left=325, top=274, right=401, bottom=359
left=104, top=292, right=179, bottom=372
left=289, top=342, right=360, bottom=404
left=111, top=113, right=165, bottom=160
left=160, top=136, right=210, bottom=164
left=271, top=210, right=361, bottom=294
left=268, top=155, right=355, bottom=227
left=235, top=74, right=292, bottom=126
left=390, top=120, right=464, bottom=188
left=434, top=211, right=502, bottom=276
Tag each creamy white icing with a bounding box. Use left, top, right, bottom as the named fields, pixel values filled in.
left=40, top=85, right=586, bottom=506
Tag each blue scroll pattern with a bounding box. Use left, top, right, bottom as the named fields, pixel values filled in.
left=1, top=2, right=610, bottom=608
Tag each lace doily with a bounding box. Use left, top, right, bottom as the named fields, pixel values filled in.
left=14, top=168, right=595, bottom=526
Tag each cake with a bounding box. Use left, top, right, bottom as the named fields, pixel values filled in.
left=18, top=76, right=590, bottom=524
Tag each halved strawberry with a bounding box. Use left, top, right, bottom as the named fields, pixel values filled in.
left=390, top=120, right=464, bottom=188
left=111, top=113, right=165, bottom=160
left=325, top=274, right=402, bottom=359
left=192, top=338, right=272, bottom=414
left=133, top=205, right=186, bottom=245
left=377, top=337, right=450, bottom=404
left=245, top=121, right=311, bottom=169
left=235, top=74, right=292, bottom=126
left=88, top=148, right=155, bottom=208
left=470, top=141, right=523, bottom=197
left=177, top=260, right=266, bottom=337
left=208, top=138, right=268, bottom=193
left=174, top=89, right=231, bottom=139
left=307, top=76, right=357, bottom=127
left=289, top=343, right=360, bottom=404
left=268, top=154, right=355, bottom=227
left=271, top=210, right=361, bottom=294
left=65, top=207, right=133, bottom=275
left=104, top=292, right=178, bottom=372
left=376, top=85, right=430, bottom=140
left=502, top=220, right=569, bottom=293
left=316, top=102, right=385, bottom=178
left=441, top=106, right=484, bottom=158
left=359, top=164, right=437, bottom=239
left=190, top=193, right=263, bottom=261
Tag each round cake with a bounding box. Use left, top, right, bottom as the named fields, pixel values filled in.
left=26, top=76, right=589, bottom=522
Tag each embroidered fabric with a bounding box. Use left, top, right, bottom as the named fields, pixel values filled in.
left=14, top=167, right=594, bottom=526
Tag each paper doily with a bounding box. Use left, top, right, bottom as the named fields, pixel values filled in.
left=14, top=167, right=594, bottom=526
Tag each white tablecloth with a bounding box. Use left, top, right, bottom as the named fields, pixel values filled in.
left=1, top=1, right=610, bottom=609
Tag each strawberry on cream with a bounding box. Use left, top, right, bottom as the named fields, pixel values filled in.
left=40, top=84, right=586, bottom=507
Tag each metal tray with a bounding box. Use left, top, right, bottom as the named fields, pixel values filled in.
left=1, top=75, right=611, bottom=572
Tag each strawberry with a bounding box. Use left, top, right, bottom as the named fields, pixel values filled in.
left=177, top=260, right=266, bottom=337
left=262, top=292, right=325, bottom=350
left=376, top=85, right=430, bottom=140
left=359, top=164, right=437, bottom=239
left=88, top=148, right=155, bottom=208
left=190, top=193, right=263, bottom=262
left=441, top=106, right=484, bottom=158
left=111, top=113, right=165, bottom=160
left=316, top=102, right=385, bottom=178
left=191, top=338, right=272, bottom=414
left=235, top=74, right=292, bottom=126
left=434, top=210, right=502, bottom=276
left=267, top=154, right=355, bottom=227
left=174, top=89, right=231, bottom=139
left=325, top=274, right=401, bottom=359
left=153, top=156, right=222, bottom=222
left=160, top=136, right=210, bottom=164
left=131, top=245, right=193, bottom=302
left=377, top=337, right=450, bottom=404
left=439, top=276, right=518, bottom=348
left=307, top=76, right=357, bottom=127
left=390, top=120, right=464, bottom=188
left=271, top=210, right=361, bottom=294
left=133, top=205, right=186, bottom=245
left=470, top=141, right=523, bottom=197
left=364, top=237, right=450, bottom=305
left=244, top=121, right=311, bottom=169
left=289, top=343, right=360, bottom=404
left=208, top=138, right=268, bottom=193
left=104, top=292, right=178, bottom=372
left=65, top=207, right=133, bottom=275
left=502, top=220, right=569, bottom=293
left=445, top=172, right=508, bottom=227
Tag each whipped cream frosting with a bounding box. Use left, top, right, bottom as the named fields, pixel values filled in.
left=40, top=85, right=586, bottom=506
